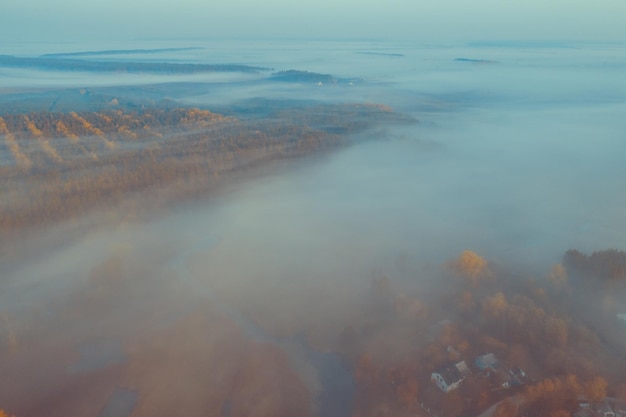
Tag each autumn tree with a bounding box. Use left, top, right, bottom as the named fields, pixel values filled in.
left=493, top=398, right=519, bottom=417
left=395, top=377, right=419, bottom=410
left=506, top=344, right=530, bottom=370
left=448, top=250, right=489, bottom=284
left=441, top=390, right=465, bottom=417
left=583, top=376, right=608, bottom=402
left=523, top=375, right=582, bottom=417
left=544, top=316, right=568, bottom=347
left=482, top=292, right=508, bottom=321
left=354, top=353, right=378, bottom=389
left=564, top=249, right=626, bottom=281
left=547, top=264, right=568, bottom=291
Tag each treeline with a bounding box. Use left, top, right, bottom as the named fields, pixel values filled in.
left=270, top=70, right=363, bottom=85
left=40, top=47, right=204, bottom=58
left=336, top=251, right=626, bottom=417
left=0, top=104, right=404, bottom=252
left=564, top=249, right=626, bottom=281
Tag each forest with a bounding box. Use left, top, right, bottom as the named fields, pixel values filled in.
left=0, top=103, right=412, bottom=262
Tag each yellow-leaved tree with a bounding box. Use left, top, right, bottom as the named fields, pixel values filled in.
left=448, top=250, right=489, bottom=285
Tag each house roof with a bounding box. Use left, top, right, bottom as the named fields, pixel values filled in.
left=434, top=364, right=464, bottom=386
left=475, top=353, right=499, bottom=371
left=455, top=360, right=471, bottom=377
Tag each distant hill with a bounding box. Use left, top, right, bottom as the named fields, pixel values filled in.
left=454, top=58, right=497, bottom=64
left=0, top=55, right=270, bottom=74
left=271, top=70, right=363, bottom=85
left=40, top=47, right=204, bottom=58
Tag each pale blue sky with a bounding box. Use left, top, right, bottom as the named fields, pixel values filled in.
left=1, top=0, right=625, bottom=43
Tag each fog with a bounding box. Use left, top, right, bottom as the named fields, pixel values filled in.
left=1, top=40, right=626, bottom=417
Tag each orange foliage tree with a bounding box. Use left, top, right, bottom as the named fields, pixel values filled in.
left=482, top=292, right=508, bottom=321
left=583, top=376, right=608, bottom=402
left=395, top=377, right=419, bottom=409
left=493, top=399, right=518, bottom=417
left=523, top=375, right=583, bottom=417
left=448, top=250, right=488, bottom=283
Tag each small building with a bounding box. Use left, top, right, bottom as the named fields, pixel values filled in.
left=508, top=367, right=527, bottom=385
left=475, top=353, right=499, bottom=372
left=597, top=400, right=616, bottom=417
left=575, top=399, right=624, bottom=417
left=431, top=361, right=470, bottom=393
left=456, top=360, right=472, bottom=377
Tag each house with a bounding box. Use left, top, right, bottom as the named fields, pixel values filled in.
left=431, top=365, right=463, bottom=393
left=597, top=400, right=616, bottom=417
left=475, top=353, right=499, bottom=372
left=574, top=399, right=626, bottom=417
left=508, top=367, right=528, bottom=385
left=431, top=361, right=470, bottom=393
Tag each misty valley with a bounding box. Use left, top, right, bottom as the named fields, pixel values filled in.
left=1, top=41, right=626, bottom=417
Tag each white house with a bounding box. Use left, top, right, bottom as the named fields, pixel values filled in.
left=431, top=361, right=470, bottom=393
